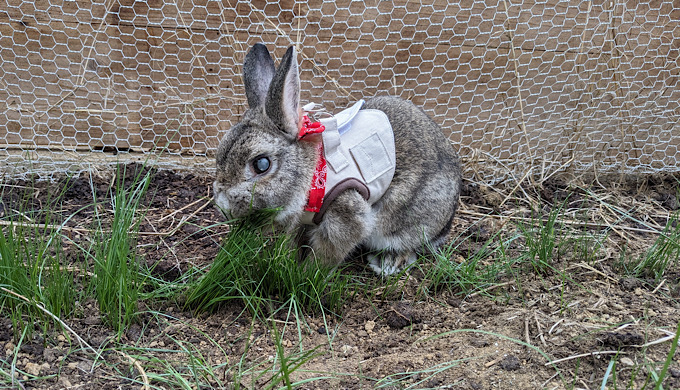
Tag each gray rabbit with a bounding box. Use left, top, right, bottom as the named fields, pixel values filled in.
left=213, top=43, right=461, bottom=275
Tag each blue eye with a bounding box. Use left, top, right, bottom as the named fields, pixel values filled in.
left=252, top=156, right=270, bottom=174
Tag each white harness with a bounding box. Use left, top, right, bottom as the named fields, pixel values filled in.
left=300, top=100, right=396, bottom=225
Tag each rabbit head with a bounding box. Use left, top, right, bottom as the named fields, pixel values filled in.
left=213, top=44, right=317, bottom=225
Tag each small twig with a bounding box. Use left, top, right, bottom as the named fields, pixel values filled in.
left=485, top=355, right=503, bottom=368
left=524, top=315, right=532, bottom=347
left=638, top=334, right=676, bottom=348
left=540, top=372, right=561, bottom=389
left=159, top=196, right=211, bottom=222
left=0, top=220, right=92, bottom=234
left=568, top=262, right=618, bottom=283
left=115, top=350, right=149, bottom=390
left=534, top=312, right=547, bottom=347
left=500, top=167, right=536, bottom=208
left=163, top=197, right=213, bottom=236
left=469, top=280, right=516, bottom=297
left=596, top=208, right=629, bottom=241
left=550, top=300, right=581, bottom=316
left=651, top=279, right=666, bottom=294
left=547, top=350, right=625, bottom=366
left=548, top=319, right=564, bottom=335
left=387, top=307, right=410, bottom=323
left=39, top=265, right=95, bottom=278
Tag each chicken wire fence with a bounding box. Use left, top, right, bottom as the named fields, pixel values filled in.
left=0, top=0, right=679, bottom=184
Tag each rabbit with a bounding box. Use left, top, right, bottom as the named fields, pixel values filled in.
left=213, top=43, right=462, bottom=275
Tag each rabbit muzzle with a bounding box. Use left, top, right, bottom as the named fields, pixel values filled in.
left=212, top=181, right=232, bottom=218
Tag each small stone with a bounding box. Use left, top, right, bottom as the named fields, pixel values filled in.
left=57, top=335, right=66, bottom=342
left=24, top=343, right=45, bottom=357
left=317, top=326, right=327, bottom=335
left=619, top=278, right=639, bottom=291
left=386, top=303, right=419, bottom=329
left=43, top=348, right=59, bottom=363
left=358, top=330, right=368, bottom=338
left=341, top=345, right=354, bottom=356
left=619, top=357, right=634, bottom=366
left=601, top=331, right=644, bottom=348
left=499, top=355, right=521, bottom=371
left=77, top=360, right=92, bottom=372
left=24, top=362, right=42, bottom=376
left=59, top=377, right=73, bottom=388
left=364, top=320, right=376, bottom=333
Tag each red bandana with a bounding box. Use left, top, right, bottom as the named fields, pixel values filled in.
left=298, top=115, right=326, bottom=213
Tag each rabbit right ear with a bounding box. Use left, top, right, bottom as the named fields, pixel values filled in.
left=243, top=43, right=276, bottom=108
left=265, top=46, right=300, bottom=140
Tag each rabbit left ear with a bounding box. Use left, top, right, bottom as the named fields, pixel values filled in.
left=265, top=46, right=300, bottom=140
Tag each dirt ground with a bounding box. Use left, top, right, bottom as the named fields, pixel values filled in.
left=1, top=167, right=679, bottom=389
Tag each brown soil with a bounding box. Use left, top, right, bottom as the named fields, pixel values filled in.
left=1, top=167, right=679, bottom=389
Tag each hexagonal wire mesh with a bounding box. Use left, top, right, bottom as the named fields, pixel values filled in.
left=0, top=0, right=678, bottom=184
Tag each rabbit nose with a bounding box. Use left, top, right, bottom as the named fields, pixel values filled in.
left=213, top=181, right=231, bottom=214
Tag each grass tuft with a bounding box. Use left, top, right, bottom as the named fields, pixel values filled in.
left=628, top=213, right=680, bottom=281
left=185, top=209, right=351, bottom=317
left=89, top=166, right=152, bottom=334
left=0, top=182, right=80, bottom=340
left=515, top=205, right=563, bottom=275
left=422, top=232, right=509, bottom=297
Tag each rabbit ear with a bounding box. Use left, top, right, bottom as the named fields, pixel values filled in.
left=265, top=46, right=300, bottom=139
left=243, top=43, right=276, bottom=108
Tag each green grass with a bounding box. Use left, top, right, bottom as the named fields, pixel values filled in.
left=2, top=173, right=679, bottom=390
left=627, top=212, right=680, bottom=281
left=515, top=205, right=563, bottom=275
left=655, top=320, right=680, bottom=390
left=0, top=181, right=81, bottom=340
left=421, top=230, right=514, bottom=297
left=87, top=166, right=153, bottom=335
left=0, top=165, right=158, bottom=342
left=107, top=311, right=329, bottom=389
left=185, top=209, right=352, bottom=318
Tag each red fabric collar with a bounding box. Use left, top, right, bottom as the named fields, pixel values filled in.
left=298, top=115, right=326, bottom=213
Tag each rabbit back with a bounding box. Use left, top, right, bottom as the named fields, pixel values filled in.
left=360, top=96, right=461, bottom=259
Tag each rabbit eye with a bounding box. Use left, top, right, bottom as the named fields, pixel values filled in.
left=252, top=156, right=271, bottom=174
